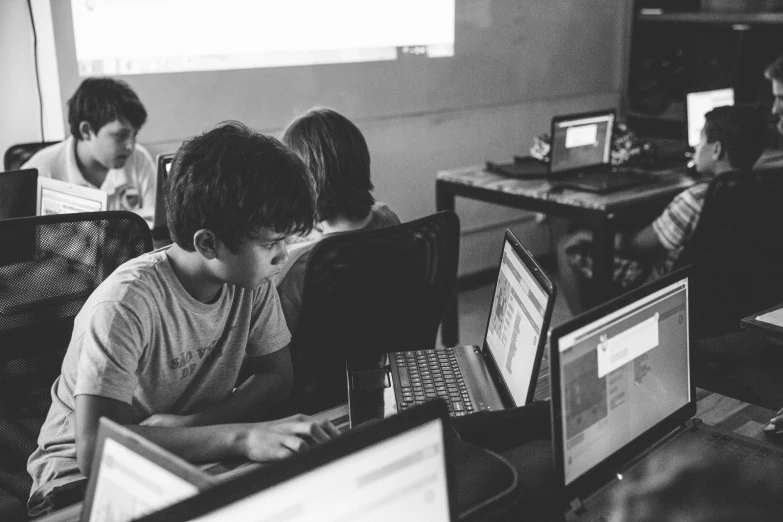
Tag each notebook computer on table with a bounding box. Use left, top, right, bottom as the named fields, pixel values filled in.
left=152, top=152, right=175, bottom=241
left=136, top=401, right=453, bottom=522
left=548, top=269, right=783, bottom=521
left=36, top=177, right=108, bottom=216
left=348, top=229, right=556, bottom=426
left=0, top=168, right=38, bottom=266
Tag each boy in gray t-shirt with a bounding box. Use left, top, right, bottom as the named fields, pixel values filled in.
left=27, top=122, right=339, bottom=517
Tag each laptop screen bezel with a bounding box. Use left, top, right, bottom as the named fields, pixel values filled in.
left=480, top=229, right=557, bottom=407
left=548, top=109, right=616, bottom=175
left=135, top=401, right=453, bottom=522
left=684, top=87, right=734, bottom=149
left=548, top=268, right=695, bottom=506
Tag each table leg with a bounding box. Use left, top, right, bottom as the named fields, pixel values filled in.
left=591, top=214, right=616, bottom=304
left=436, top=181, right=459, bottom=347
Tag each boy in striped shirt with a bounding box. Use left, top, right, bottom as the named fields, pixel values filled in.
left=557, top=105, right=767, bottom=313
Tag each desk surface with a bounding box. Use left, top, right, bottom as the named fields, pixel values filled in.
left=437, top=165, right=695, bottom=212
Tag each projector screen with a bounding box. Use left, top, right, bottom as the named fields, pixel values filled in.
left=72, top=0, right=455, bottom=76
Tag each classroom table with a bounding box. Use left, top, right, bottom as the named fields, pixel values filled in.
left=436, top=165, right=695, bottom=347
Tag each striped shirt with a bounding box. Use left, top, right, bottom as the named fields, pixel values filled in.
left=652, top=182, right=710, bottom=276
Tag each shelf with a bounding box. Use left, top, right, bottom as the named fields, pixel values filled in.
left=637, top=11, right=783, bottom=25
left=627, top=102, right=685, bottom=123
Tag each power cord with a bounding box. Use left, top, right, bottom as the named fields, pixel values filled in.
left=27, top=0, right=45, bottom=141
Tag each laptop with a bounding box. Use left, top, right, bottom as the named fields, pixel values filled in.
left=548, top=269, right=783, bottom=520
left=36, top=177, right=108, bottom=216
left=136, top=401, right=453, bottom=522
left=152, top=152, right=174, bottom=240
left=0, top=168, right=38, bottom=266
left=348, top=229, right=556, bottom=426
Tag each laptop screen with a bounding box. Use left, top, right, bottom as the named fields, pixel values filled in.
left=686, top=88, right=734, bottom=148
left=36, top=178, right=107, bottom=215
left=555, top=278, right=690, bottom=486
left=550, top=112, right=614, bottom=174
left=185, top=419, right=449, bottom=522
left=484, top=238, right=551, bottom=404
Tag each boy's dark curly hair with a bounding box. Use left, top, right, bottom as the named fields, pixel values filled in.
left=67, top=77, right=147, bottom=139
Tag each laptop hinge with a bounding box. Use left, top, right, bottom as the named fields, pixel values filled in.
left=569, top=497, right=587, bottom=515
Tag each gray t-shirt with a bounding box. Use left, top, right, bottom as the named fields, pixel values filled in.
left=27, top=247, right=291, bottom=501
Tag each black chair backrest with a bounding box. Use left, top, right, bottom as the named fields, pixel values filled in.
left=288, top=211, right=460, bottom=409
left=3, top=142, right=59, bottom=172
left=0, top=211, right=152, bottom=502
left=676, top=169, right=783, bottom=338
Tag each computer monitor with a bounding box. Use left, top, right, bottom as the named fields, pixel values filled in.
left=686, top=88, right=734, bottom=148
left=153, top=152, right=175, bottom=235
left=0, top=168, right=38, bottom=220
left=137, top=402, right=452, bottom=522
left=36, top=177, right=108, bottom=215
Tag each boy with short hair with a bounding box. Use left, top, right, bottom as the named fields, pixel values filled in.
left=23, top=77, right=156, bottom=222
left=557, top=105, right=767, bottom=313
left=27, top=122, right=338, bottom=517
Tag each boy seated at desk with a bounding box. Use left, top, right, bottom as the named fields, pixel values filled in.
left=26, top=122, right=339, bottom=518
left=276, top=107, right=401, bottom=331
left=557, top=105, right=767, bottom=314
left=23, top=77, right=157, bottom=224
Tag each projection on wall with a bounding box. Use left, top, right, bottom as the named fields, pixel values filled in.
left=72, top=0, right=455, bottom=76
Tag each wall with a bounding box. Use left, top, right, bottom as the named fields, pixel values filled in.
left=1, top=0, right=630, bottom=276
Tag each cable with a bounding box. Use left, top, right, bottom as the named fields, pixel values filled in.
left=27, top=0, right=45, bottom=141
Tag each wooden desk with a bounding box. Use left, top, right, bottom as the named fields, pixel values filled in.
left=436, top=166, right=694, bottom=346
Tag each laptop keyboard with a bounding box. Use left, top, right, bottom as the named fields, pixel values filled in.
left=392, top=348, right=474, bottom=416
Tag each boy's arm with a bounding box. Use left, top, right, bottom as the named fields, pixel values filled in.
left=142, top=346, right=294, bottom=428
left=75, top=391, right=338, bottom=476
left=621, top=225, right=666, bottom=258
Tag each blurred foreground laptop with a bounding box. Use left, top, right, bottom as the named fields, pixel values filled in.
left=38, top=418, right=214, bottom=522
left=548, top=270, right=783, bottom=521
left=36, top=177, right=107, bottom=216
left=137, top=401, right=453, bottom=522
left=348, top=230, right=556, bottom=426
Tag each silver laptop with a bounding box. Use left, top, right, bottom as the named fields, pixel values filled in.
left=136, top=401, right=453, bottom=522
left=548, top=270, right=783, bottom=520
left=348, top=230, right=556, bottom=426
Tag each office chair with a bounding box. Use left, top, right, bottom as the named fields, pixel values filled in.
left=0, top=211, right=152, bottom=518
left=675, top=168, right=783, bottom=338
left=282, top=211, right=460, bottom=414
left=3, top=142, right=59, bottom=172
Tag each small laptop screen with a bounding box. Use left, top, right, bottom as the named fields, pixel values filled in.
left=87, top=437, right=199, bottom=522
left=686, top=88, right=734, bottom=148
left=485, top=240, right=550, bottom=404
left=37, top=178, right=107, bottom=215
left=188, top=419, right=449, bottom=522
left=550, top=112, right=614, bottom=174
left=556, top=278, right=690, bottom=486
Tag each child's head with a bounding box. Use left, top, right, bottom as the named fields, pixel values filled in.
left=282, top=108, right=374, bottom=222
left=167, top=121, right=316, bottom=264
left=67, top=77, right=147, bottom=170
left=695, top=105, right=766, bottom=174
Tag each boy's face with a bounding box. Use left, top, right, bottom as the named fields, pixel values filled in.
left=693, top=128, right=717, bottom=175
left=215, top=229, right=289, bottom=289
left=81, top=118, right=138, bottom=170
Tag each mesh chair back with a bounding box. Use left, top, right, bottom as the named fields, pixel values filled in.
left=0, top=211, right=151, bottom=502
left=676, top=169, right=783, bottom=337
left=3, top=142, right=59, bottom=172
left=288, top=211, right=460, bottom=410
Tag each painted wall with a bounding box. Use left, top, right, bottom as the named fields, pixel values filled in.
left=1, top=0, right=630, bottom=276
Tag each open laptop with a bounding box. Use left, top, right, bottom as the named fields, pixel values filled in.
left=136, top=401, right=453, bottom=522
left=36, top=177, right=108, bottom=216
left=152, top=152, right=175, bottom=240
left=0, top=168, right=38, bottom=265
left=348, top=229, right=556, bottom=426
left=548, top=269, right=783, bottom=520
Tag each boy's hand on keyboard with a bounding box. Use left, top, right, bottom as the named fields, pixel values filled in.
left=764, top=406, right=783, bottom=435
left=240, top=414, right=341, bottom=461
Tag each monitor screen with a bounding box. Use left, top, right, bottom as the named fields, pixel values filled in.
left=686, top=88, right=734, bottom=148
left=556, top=278, right=690, bottom=486
left=187, top=419, right=449, bottom=522
left=484, top=240, right=550, bottom=404
left=550, top=113, right=614, bottom=173
left=71, top=0, right=455, bottom=76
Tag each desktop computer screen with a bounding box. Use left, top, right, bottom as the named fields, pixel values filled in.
left=686, top=88, right=734, bottom=148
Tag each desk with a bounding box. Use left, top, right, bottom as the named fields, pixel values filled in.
left=436, top=166, right=694, bottom=346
